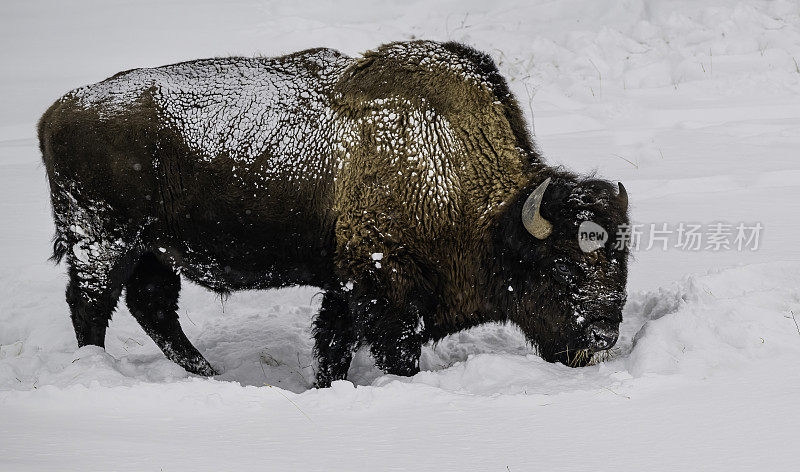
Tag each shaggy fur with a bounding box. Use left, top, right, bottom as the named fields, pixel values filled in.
left=39, top=40, right=629, bottom=386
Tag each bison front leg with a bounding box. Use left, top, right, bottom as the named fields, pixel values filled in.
left=333, top=214, right=426, bottom=379
left=365, top=297, right=423, bottom=377
left=313, top=289, right=358, bottom=388
left=353, top=285, right=424, bottom=378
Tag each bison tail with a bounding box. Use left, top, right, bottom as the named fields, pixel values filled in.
left=50, top=230, right=69, bottom=264
left=47, top=184, right=71, bottom=265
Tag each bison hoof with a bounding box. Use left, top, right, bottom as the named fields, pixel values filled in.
left=182, top=357, right=218, bottom=377
left=313, top=376, right=336, bottom=389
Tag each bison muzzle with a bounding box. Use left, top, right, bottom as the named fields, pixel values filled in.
left=39, top=41, right=630, bottom=387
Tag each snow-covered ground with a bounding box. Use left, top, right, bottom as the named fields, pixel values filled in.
left=2, top=0, right=800, bottom=470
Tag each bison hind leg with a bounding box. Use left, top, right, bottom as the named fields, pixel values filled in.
left=125, top=252, right=217, bottom=376
left=313, top=289, right=358, bottom=388
left=66, top=272, right=124, bottom=348
left=64, top=229, right=136, bottom=348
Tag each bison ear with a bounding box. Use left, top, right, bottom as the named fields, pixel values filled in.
left=521, top=177, right=553, bottom=239
left=617, top=182, right=628, bottom=212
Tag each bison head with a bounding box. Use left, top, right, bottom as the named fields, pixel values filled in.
left=498, top=175, right=630, bottom=367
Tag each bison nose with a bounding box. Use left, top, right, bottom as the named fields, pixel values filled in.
left=587, top=322, right=619, bottom=350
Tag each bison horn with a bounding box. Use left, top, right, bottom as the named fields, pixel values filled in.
left=521, top=177, right=553, bottom=239
left=617, top=182, right=628, bottom=212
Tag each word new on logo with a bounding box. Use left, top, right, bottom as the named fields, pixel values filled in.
left=578, top=221, right=608, bottom=253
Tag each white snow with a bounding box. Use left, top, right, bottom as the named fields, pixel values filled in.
left=2, top=0, right=800, bottom=470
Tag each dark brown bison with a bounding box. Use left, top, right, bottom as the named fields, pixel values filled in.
left=39, top=40, right=629, bottom=387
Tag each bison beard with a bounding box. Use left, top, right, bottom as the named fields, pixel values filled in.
left=39, top=40, right=630, bottom=387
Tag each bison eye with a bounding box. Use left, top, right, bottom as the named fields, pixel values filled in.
left=554, top=261, right=572, bottom=278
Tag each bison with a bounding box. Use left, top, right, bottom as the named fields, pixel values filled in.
left=39, top=41, right=630, bottom=387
